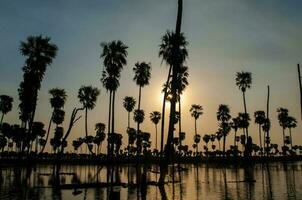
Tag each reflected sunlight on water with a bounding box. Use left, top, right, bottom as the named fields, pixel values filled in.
left=0, top=162, right=302, bottom=200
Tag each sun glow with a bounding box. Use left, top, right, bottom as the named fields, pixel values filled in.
left=158, top=93, right=186, bottom=105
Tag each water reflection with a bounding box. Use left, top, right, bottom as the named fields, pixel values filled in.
left=0, top=162, right=302, bottom=199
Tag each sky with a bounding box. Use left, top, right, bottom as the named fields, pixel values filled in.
left=0, top=0, right=302, bottom=153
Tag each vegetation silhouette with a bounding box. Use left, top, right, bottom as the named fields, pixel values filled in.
left=1, top=0, right=302, bottom=199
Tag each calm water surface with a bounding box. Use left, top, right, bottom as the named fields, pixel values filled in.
left=0, top=161, right=301, bottom=200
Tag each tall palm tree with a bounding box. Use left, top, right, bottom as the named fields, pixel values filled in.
left=190, top=104, right=203, bottom=152
left=217, top=104, right=231, bottom=155
left=277, top=107, right=288, bottom=148
left=254, top=110, right=266, bottom=152
left=101, top=71, right=119, bottom=155
left=100, top=40, right=128, bottom=156
left=123, top=96, right=136, bottom=128
left=150, top=111, right=161, bottom=150
left=0, top=95, right=13, bottom=125
left=94, top=123, right=106, bottom=155
left=40, top=88, right=67, bottom=153
left=230, top=117, right=240, bottom=147
left=19, top=35, right=58, bottom=130
left=286, top=116, right=297, bottom=150
left=159, top=0, right=185, bottom=185
left=159, top=31, right=188, bottom=152
left=133, top=109, right=145, bottom=155
left=78, top=86, right=100, bottom=154
left=175, top=66, right=189, bottom=146
left=133, top=62, right=151, bottom=128
left=235, top=71, right=252, bottom=138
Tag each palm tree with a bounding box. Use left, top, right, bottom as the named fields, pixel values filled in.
left=133, top=62, right=151, bottom=127
left=277, top=107, right=288, bottom=149
left=94, top=123, right=106, bottom=155
left=100, top=40, right=128, bottom=156
left=40, top=88, right=67, bottom=153
left=230, top=117, right=240, bottom=147
left=286, top=116, right=297, bottom=150
left=78, top=86, right=100, bottom=154
left=19, top=35, right=58, bottom=130
left=123, top=96, right=136, bottom=128
left=133, top=109, right=145, bottom=155
left=254, top=110, right=266, bottom=152
left=150, top=111, right=161, bottom=150
left=0, top=95, right=13, bottom=125
left=235, top=71, right=252, bottom=138
left=217, top=104, right=231, bottom=155
left=158, top=29, right=188, bottom=154
left=190, top=104, right=203, bottom=153
left=202, top=134, right=211, bottom=152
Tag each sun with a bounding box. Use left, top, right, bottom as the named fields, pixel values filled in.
left=158, top=93, right=186, bottom=105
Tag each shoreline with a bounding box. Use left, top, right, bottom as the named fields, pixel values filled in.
left=1, top=155, right=302, bottom=166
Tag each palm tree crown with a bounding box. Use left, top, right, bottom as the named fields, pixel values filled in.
left=150, top=111, right=161, bottom=125
left=100, top=40, right=128, bottom=75
left=159, top=31, right=188, bottom=66
left=217, top=104, right=231, bottom=122
left=235, top=71, right=252, bottom=93
left=123, top=96, right=136, bottom=113
left=78, top=86, right=100, bottom=110
left=133, top=62, right=151, bottom=87
left=49, top=88, right=67, bottom=109
left=254, top=110, right=266, bottom=125
left=0, top=95, right=13, bottom=115
left=190, top=104, right=203, bottom=120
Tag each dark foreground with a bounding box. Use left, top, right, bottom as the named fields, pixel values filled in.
left=1, top=161, right=302, bottom=200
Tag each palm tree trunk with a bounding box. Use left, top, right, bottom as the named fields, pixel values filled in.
left=160, top=65, right=172, bottom=154
left=111, top=91, right=116, bottom=156
left=266, top=85, right=270, bottom=156
left=155, top=124, right=158, bottom=150
left=194, top=118, right=198, bottom=152
left=223, top=135, right=226, bottom=156
left=234, top=130, right=237, bottom=147
left=282, top=128, right=285, bottom=147
left=85, top=108, right=94, bottom=155
left=85, top=108, right=88, bottom=138
left=242, top=91, right=249, bottom=138
left=0, top=113, right=4, bottom=126
left=128, top=112, right=130, bottom=128
left=40, top=111, right=53, bottom=153
left=159, top=0, right=183, bottom=186
left=137, top=86, right=142, bottom=132
left=107, top=91, right=112, bottom=156
left=289, top=128, right=293, bottom=150
left=258, top=125, right=262, bottom=151
left=179, top=99, right=182, bottom=146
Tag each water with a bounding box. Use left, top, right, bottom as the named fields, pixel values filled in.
left=0, top=162, right=301, bottom=200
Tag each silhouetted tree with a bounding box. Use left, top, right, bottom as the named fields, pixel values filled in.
left=134, top=109, right=145, bottom=154
left=41, top=88, right=67, bottom=153
left=133, top=62, right=151, bottom=126
left=230, top=117, right=240, bottom=147
left=217, top=104, right=231, bottom=155
left=94, top=123, right=106, bottom=155
left=159, top=30, right=188, bottom=155
left=254, top=110, right=266, bottom=152
left=286, top=116, right=297, bottom=150
left=277, top=107, right=289, bottom=149
left=0, top=95, right=13, bottom=125
left=190, top=104, right=203, bottom=153
left=100, top=40, right=128, bottom=156
left=150, top=111, right=161, bottom=150
left=235, top=71, right=252, bottom=138
left=123, top=96, right=136, bottom=128
left=18, top=35, right=58, bottom=131
left=78, top=86, right=100, bottom=154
